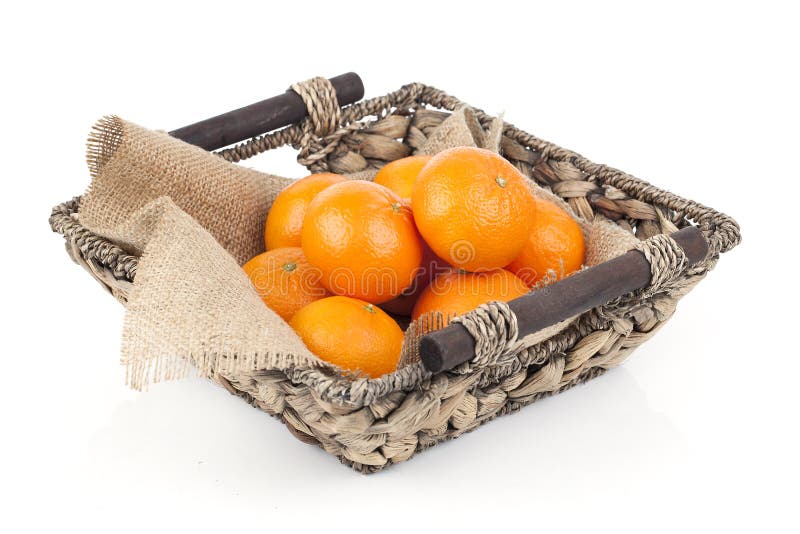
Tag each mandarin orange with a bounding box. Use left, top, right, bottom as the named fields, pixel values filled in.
left=242, top=247, right=329, bottom=322
left=290, top=296, right=403, bottom=378
left=411, top=147, right=536, bottom=272
left=373, top=155, right=432, bottom=202
left=506, top=197, right=585, bottom=287
left=411, top=269, right=529, bottom=325
left=264, top=172, right=345, bottom=249
left=301, top=180, right=423, bottom=304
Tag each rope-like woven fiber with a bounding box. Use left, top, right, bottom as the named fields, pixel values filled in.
left=51, top=197, right=138, bottom=281
left=49, top=81, right=740, bottom=472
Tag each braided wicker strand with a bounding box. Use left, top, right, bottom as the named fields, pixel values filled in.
left=290, top=77, right=342, bottom=138
left=451, top=301, right=520, bottom=369
left=634, top=234, right=689, bottom=291
left=49, top=81, right=740, bottom=472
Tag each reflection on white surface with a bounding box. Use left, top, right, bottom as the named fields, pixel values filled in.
left=81, top=366, right=683, bottom=498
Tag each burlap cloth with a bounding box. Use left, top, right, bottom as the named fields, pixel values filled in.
left=78, top=108, right=636, bottom=389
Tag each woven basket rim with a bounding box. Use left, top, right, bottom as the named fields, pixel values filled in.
left=49, top=82, right=741, bottom=408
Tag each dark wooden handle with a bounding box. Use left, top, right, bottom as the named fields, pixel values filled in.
left=419, top=226, right=709, bottom=373
left=168, top=72, right=364, bottom=151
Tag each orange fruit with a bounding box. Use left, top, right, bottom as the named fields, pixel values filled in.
left=290, top=296, right=404, bottom=378
left=411, top=269, right=529, bottom=324
left=411, top=147, right=536, bottom=272
left=242, top=247, right=329, bottom=322
left=506, top=197, right=585, bottom=287
left=264, top=172, right=346, bottom=249
left=373, top=155, right=432, bottom=201
left=301, top=180, right=423, bottom=304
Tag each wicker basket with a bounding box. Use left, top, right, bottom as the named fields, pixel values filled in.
left=49, top=81, right=741, bottom=473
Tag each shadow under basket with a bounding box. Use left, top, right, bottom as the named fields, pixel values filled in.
left=49, top=81, right=741, bottom=473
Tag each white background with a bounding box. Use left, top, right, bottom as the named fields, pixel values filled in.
left=2, top=1, right=797, bottom=532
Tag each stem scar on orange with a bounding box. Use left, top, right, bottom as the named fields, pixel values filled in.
left=242, top=247, right=330, bottom=322
left=264, top=172, right=346, bottom=250
left=411, top=147, right=537, bottom=272
left=506, top=197, right=585, bottom=287
left=290, top=296, right=404, bottom=378
left=301, top=180, right=423, bottom=304
left=373, top=155, right=432, bottom=202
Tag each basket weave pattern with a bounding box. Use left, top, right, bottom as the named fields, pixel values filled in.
left=50, top=82, right=740, bottom=472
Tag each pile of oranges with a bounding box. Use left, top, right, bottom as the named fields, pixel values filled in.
left=243, top=147, right=585, bottom=378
